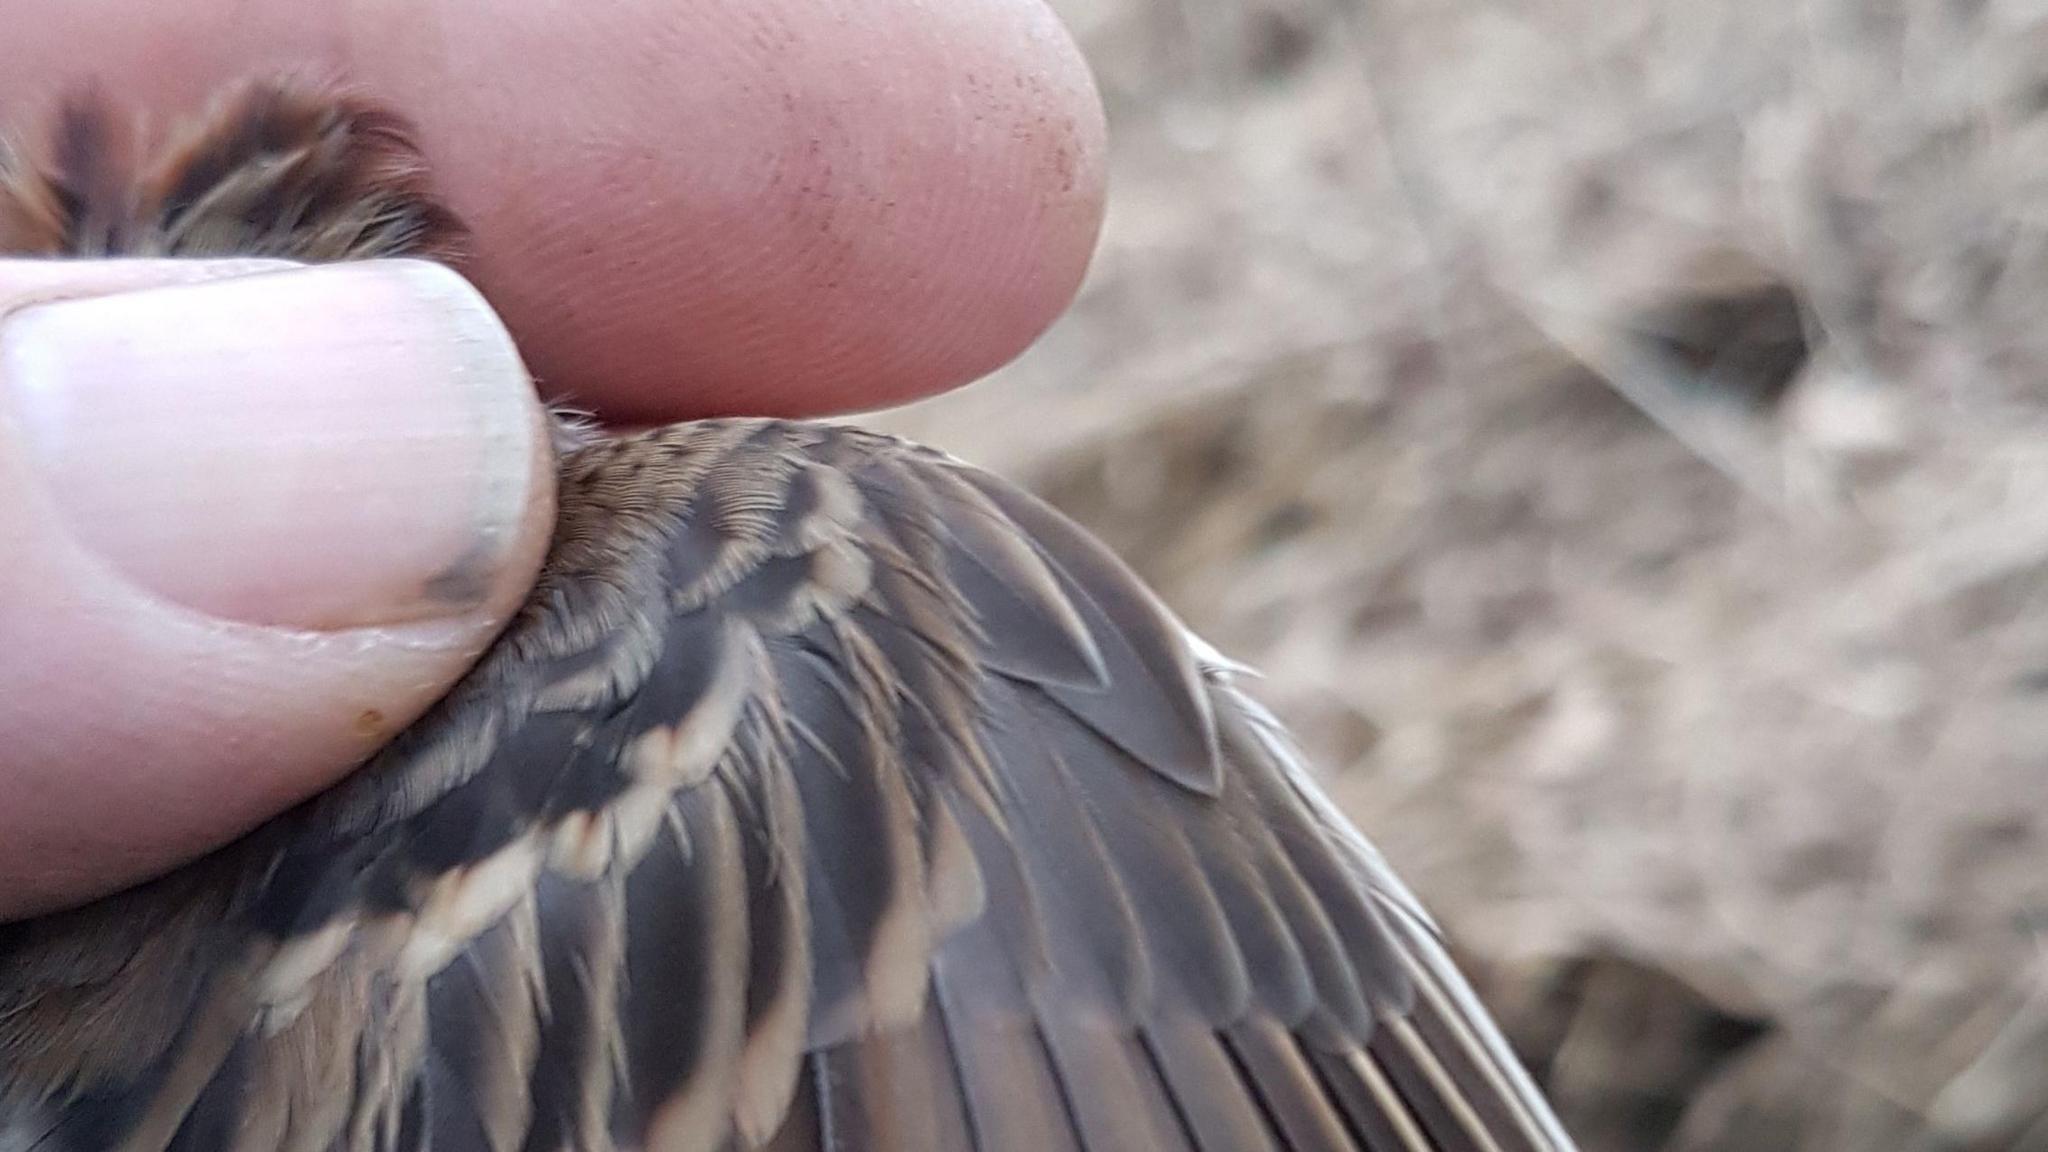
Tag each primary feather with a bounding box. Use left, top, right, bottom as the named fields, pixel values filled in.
left=0, top=80, right=1576, bottom=1152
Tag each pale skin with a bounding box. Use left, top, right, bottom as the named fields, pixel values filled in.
left=0, top=0, right=1108, bottom=916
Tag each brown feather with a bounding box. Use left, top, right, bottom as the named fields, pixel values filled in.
left=0, top=79, right=1576, bottom=1152
left=1228, top=1019, right=1364, bottom=1152
left=1142, top=1020, right=1286, bottom=1152
left=144, top=78, right=468, bottom=262
left=629, top=787, right=749, bottom=1152
left=927, top=935, right=1085, bottom=1152
left=812, top=1011, right=978, bottom=1152
left=731, top=755, right=813, bottom=1147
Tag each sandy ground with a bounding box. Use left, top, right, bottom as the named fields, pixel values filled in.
left=875, top=1, right=2048, bottom=1148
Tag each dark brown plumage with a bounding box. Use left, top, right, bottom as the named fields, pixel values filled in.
left=0, top=81, right=1577, bottom=1152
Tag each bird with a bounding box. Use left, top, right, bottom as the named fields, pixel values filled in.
left=0, top=80, right=1577, bottom=1152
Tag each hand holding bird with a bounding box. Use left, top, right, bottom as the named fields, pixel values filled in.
left=0, top=78, right=1574, bottom=1151
left=0, top=0, right=1106, bottom=917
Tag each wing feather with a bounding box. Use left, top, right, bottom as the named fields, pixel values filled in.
left=0, top=421, right=1573, bottom=1152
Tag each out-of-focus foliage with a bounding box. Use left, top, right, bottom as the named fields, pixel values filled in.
left=879, top=0, right=2048, bottom=1147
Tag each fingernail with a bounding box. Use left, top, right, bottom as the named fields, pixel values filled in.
left=0, top=260, right=548, bottom=629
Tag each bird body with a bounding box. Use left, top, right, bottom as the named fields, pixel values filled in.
left=0, top=82, right=1575, bottom=1152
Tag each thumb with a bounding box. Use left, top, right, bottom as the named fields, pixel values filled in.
left=0, top=258, right=554, bottom=917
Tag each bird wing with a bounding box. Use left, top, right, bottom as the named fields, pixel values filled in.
left=0, top=419, right=1572, bottom=1152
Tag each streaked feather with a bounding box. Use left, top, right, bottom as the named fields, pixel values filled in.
left=0, top=80, right=1577, bottom=1152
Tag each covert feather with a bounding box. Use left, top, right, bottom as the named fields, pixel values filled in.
left=0, top=81, right=1576, bottom=1152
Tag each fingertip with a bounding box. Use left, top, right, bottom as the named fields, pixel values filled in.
left=436, top=0, right=1110, bottom=419
left=0, top=0, right=1109, bottom=421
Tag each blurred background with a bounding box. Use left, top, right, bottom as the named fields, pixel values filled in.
left=877, top=0, right=2048, bottom=1148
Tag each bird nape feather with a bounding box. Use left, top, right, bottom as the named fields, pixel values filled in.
left=0, top=79, right=1577, bottom=1152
